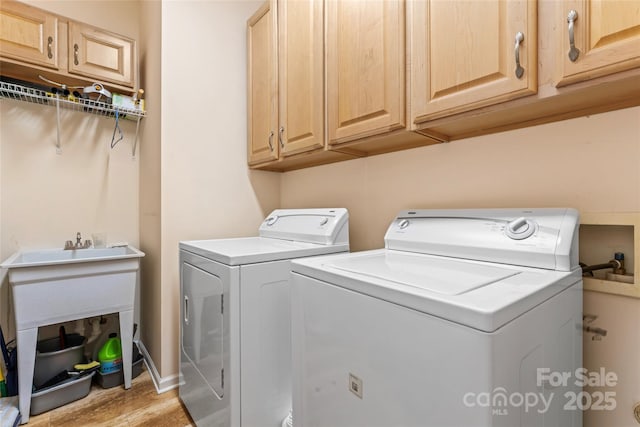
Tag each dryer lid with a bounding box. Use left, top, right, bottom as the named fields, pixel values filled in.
left=259, top=208, right=349, bottom=246
left=328, top=251, right=519, bottom=295
left=180, top=236, right=348, bottom=266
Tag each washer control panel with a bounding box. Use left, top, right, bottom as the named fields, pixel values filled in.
left=385, top=208, right=580, bottom=271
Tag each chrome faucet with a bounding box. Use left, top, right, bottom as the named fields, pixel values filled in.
left=64, top=232, right=92, bottom=250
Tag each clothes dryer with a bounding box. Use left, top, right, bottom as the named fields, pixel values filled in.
left=291, top=208, right=582, bottom=427
left=179, top=209, right=349, bottom=427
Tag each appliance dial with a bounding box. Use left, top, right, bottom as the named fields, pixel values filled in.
left=319, top=217, right=328, bottom=226
left=398, top=219, right=410, bottom=230
left=265, top=215, right=279, bottom=226
left=505, top=217, right=536, bottom=240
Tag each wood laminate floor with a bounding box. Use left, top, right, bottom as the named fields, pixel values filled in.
left=27, top=367, right=194, bottom=427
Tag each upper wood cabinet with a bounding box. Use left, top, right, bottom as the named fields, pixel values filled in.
left=247, top=0, right=440, bottom=170
left=554, top=0, right=640, bottom=87
left=247, top=1, right=279, bottom=165
left=278, top=0, right=324, bottom=156
left=326, top=0, right=405, bottom=146
left=410, top=0, right=639, bottom=143
left=0, top=1, right=137, bottom=92
left=247, top=0, right=639, bottom=171
left=0, top=1, right=58, bottom=69
left=68, top=21, right=135, bottom=88
left=249, top=0, right=351, bottom=170
left=410, top=0, right=537, bottom=124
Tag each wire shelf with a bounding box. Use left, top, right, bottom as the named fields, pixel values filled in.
left=0, top=81, right=146, bottom=119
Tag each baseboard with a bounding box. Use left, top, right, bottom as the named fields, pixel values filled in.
left=136, top=339, right=180, bottom=393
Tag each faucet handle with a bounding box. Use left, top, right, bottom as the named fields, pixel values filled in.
left=64, top=240, right=74, bottom=250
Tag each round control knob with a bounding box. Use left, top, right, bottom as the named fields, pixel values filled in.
left=398, top=219, right=410, bottom=230
left=319, top=217, right=328, bottom=226
left=505, top=217, right=536, bottom=240
left=265, top=215, right=279, bottom=226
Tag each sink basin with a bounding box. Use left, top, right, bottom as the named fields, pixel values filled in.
left=1, top=246, right=144, bottom=269
left=2, top=245, right=144, bottom=423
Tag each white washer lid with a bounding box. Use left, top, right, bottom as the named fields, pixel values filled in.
left=328, top=251, right=519, bottom=295
left=180, top=237, right=348, bottom=266
left=291, top=249, right=581, bottom=332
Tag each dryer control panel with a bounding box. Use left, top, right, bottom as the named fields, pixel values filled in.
left=259, top=208, right=349, bottom=246
left=385, top=208, right=580, bottom=271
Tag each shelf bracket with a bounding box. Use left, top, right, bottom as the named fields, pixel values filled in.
left=132, top=114, right=141, bottom=159
left=55, top=95, right=62, bottom=154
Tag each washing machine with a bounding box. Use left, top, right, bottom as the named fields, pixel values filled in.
left=291, top=208, right=583, bottom=427
left=179, top=208, right=349, bottom=427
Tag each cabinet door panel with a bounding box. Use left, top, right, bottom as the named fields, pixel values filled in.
left=279, top=0, right=324, bottom=156
left=0, top=1, right=58, bottom=69
left=411, top=0, right=537, bottom=124
left=68, top=21, right=134, bottom=88
left=248, top=1, right=279, bottom=165
left=555, top=0, right=640, bottom=87
left=327, top=0, right=405, bottom=146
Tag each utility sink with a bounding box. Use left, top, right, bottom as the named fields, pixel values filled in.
left=0, top=245, right=144, bottom=423
left=1, top=245, right=144, bottom=269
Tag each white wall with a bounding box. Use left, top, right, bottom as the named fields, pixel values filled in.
left=0, top=103, right=140, bottom=254
left=138, top=0, right=163, bottom=378
left=584, top=291, right=640, bottom=427
left=158, top=0, right=280, bottom=382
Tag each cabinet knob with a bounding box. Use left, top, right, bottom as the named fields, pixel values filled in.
left=514, top=32, right=525, bottom=79
left=567, top=10, right=580, bottom=62
left=47, top=36, right=53, bottom=59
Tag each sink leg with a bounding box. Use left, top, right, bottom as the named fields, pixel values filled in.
left=119, top=310, right=134, bottom=389
left=17, top=327, right=37, bottom=424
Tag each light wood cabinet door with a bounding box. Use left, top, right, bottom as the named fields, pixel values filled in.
left=411, top=0, right=537, bottom=124
left=326, top=0, right=405, bottom=146
left=555, top=0, right=640, bottom=87
left=247, top=1, right=279, bottom=165
left=0, top=1, right=58, bottom=69
left=68, top=21, right=135, bottom=88
left=278, top=0, right=324, bottom=156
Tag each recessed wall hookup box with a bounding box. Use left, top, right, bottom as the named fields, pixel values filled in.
left=579, top=213, right=639, bottom=298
